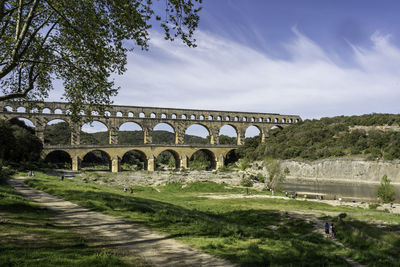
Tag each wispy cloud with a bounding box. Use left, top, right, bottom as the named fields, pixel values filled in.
left=82, top=29, right=400, bottom=119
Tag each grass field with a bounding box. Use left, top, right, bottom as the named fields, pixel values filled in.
left=18, top=171, right=400, bottom=266
left=0, top=172, right=148, bottom=267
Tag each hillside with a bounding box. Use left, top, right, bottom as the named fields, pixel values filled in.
left=248, top=114, right=400, bottom=161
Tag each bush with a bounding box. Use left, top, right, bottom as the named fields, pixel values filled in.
left=239, top=158, right=250, bottom=170
left=376, top=174, right=396, bottom=203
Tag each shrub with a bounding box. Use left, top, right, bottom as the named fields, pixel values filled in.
left=376, top=174, right=396, bottom=203
left=239, top=158, right=250, bottom=170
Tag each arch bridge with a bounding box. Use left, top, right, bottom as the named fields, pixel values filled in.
left=0, top=101, right=301, bottom=172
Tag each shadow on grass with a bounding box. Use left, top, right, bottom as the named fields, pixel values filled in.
left=333, top=217, right=400, bottom=266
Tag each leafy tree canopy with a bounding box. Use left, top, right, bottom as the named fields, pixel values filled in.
left=0, top=0, right=202, bottom=120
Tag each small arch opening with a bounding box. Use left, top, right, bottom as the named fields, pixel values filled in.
left=116, top=112, right=123, bottom=117
left=208, top=115, right=213, bottom=120
left=128, top=112, right=134, bottom=118
left=104, top=111, right=111, bottom=117
left=161, top=114, right=167, bottom=119
left=190, top=115, right=196, bottom=120
left=181, top=114, right=187, bottom=119
left=17, top=107, right=26, bottom=113
left=225, top=116, right=230, bottom=121
left=150, top=113, right=156, bottom=118
left=217, top=116, right=222, bottom=121
left=54, top=109, right=62, bottom=114
left=4, top=106, right=13, bottom=112
left=139, top=112, right=145, bottom=118
left=42, top=108, right=51, bottom=114
left=199, top=115, right=204, bottom=120
left=30, top=107, right=39, bottom=113
left=172, top=114, right=177, bottom=119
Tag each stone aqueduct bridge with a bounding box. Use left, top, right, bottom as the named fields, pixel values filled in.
left=0, top=101, right=301, bottom=172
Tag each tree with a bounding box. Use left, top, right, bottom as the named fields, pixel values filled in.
left=377, top=174, right=396, bottom=203
left=0, top=0, right=202, bottom=120
left=264, top=158, right=289, bottom=190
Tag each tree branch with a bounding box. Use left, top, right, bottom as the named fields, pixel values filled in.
left=0, top=0, right=39, bottom=79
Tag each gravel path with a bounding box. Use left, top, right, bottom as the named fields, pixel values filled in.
left=8, top=177, right=237, bottom=267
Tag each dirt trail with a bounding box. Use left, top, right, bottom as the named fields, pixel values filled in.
left=8, top=177, right=237, bottom=267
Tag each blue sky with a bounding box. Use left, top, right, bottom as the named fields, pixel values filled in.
left=48, top=1, right=400, bottom=135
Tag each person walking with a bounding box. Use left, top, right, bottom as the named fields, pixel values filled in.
left=324, top=222, right=330, bottom=237
left=330, top=223, right=336, bottom=238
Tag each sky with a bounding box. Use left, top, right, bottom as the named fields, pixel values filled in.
left=48, top=1, right=400, bottom=135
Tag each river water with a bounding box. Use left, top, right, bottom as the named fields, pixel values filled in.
left=282, top=180, right=400, bottom=202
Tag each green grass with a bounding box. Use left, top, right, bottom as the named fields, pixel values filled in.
left=19, top=170, right=400, bottom=266
left=0, top=172, right=148, bottom=267
left=23, top=172, right=355, bottom=266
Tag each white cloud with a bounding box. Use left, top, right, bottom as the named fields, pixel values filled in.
left=85, top=29, right=400, bottom=119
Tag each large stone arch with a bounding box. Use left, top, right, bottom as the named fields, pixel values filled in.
left=81, top=149, right=112, bottom=171
left=218, top=124, right=238, bottom=145
left=155, top=149, right=180, bottom=170
left=7, top=115, right=36, bottom=128
left=118, top=120, right=144, bottom=130
left=153, top=122, right=176, bottom=145
left=81, top=120, right=109, bottom=145
left=121, top=149, right=148, bottom=171
left=184, top=123, right=212, bottom=144
left=44, top=119, right=71, bottom=145
left=44, top=150, right=72, bottom=168
left=188, top=149, right=216, bottom=170
left=118, top=121, right=144, bottom=145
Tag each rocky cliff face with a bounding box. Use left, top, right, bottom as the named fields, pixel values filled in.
left=280, top=158, right=400, bottom=185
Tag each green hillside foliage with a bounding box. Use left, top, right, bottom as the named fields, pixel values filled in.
left=0, top=119, right=42, bottom=165
left=248, top=114, right=400, bottom=161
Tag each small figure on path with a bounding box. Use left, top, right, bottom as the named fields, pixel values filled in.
left=124, top=187, right=127, bottom=193
left=246, top=188, right=249, bottom=195
left=60, top=175, right=64, bottom=181
left=130, top=187, right=133, bottom=194
left=334, top=195, right=336, bottom=200
left=330, top=223, right=336, bottom=238
left=272, top=190, right=274, bottom=196
left=285, top=191, right=288, bottom=197
left=324, top=222, right=330, bottom=237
